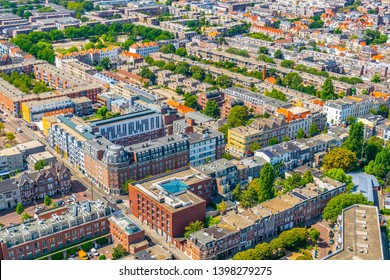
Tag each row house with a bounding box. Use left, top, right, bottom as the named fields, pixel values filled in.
left=276, top=107, right=326, bottom=139
left=184, top=177, right=346, bottom=259
left=0, top=200, right=110, bottom=260
left=185, top=224, right=240, bottom=260
left=223, top=87, right=291, bottom=117
left=227, top=116, right=289, bottom=157
left=194, top=157, right=262, bottom=200
left=324, top=96, right=386, bottom=125
left=55, top=46, right=121, bottom=66
left=128, top=42, right=159, bottom=57
left=16, top=162, right=71, bottom=203
left=255, top=133, right=346, bottom=172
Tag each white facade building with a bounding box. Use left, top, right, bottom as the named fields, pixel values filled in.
left=129, top=42, right=160, bottom=57
left=324, top=97, right=382, bottom=126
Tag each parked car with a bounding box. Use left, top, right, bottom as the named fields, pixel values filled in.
left=329, top=239, right=334, bottom=245
left=67, top=258, right=75, bottom=260
left=78, top=250, right=88, bottom=260
left=115, top=199, right=123, bottom=204
left=66, top=198, right=74, bottom=203
left=91, top=248, right=99, bottom=256
left=34, top=206, right=44, bottom=213
left=56, top=200, right=64, bottom=206
left=329, top=231, right=334, bottom=238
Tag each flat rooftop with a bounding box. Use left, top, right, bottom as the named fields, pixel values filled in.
left=109, top=211, right=142, bottom=235
left=28, top=151, right=56, bottom=162
left=327, top=205, right=383, bottom=260
left=134, top=168, right=208, bottom=213
left=0, top=200, right=110, bottom=248
left=15, top=140, right=45, bottom=152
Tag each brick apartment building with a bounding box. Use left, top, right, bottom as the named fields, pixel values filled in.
left=109, top=212, right=148, bottom=254
left=0, top=200, right=111, bottom=260
left=84, top=134, right=190, bottom=195
left=184, top=224, right=240, bottom=260
left=197, top=90, right=224, bottom=110
left=128, top=168, right=210, bottom=241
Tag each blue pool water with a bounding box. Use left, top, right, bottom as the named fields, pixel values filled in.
left=161, top=180, right=189, bottom=193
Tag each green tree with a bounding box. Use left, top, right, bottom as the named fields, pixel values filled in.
left=184, top=220, right=204, bottom=238
left=49, top=29, right=65, bottom=41
left=320, top=78, right=336, bottom=101
left=278, top=228, right=309, bottom=249
left=264, top=89, right=287, bottom=102
left=34, top=160, right=47, bottom=171
left=203, top=100, right=220, bottom=118
left=296, top=128, right=306, bottom=139
left=160, top=43, right=176, bottom=54
left=274, top=49, right=284, bottom=59
left=219, top=200, right=226, bottom=213
left=308, top=228, right=320, bottom=242
left=281, top=60, right=295, bottom=69
left=370, top=74, right=381, bottom=83
left=268, top=137, right=279, bottom=146
left=174, top=85, right=183, bottom=95
left=44, top=195, right=52, bottom=206
left=240, top=185, right=260, bottom=208
left=301, top=170, right=314, bottom=185
left=0, top=122, right=4, bottom=135
left=282, top=136, right=290, bottom=142
left=364, top=147, right=390, bottom=179
left=163, top=61, right=176, bottom=71
left=342, top=122, right=364, bottom=158
left=99, top=57, right=110, bottom=70
left=257, top=163, right=276, bottom=202
left=175, top=47, right=187, bottom=57
left=378, top=104, right=389, bottom=118
left=258, top=46, right=269, bottom=55
left=112, top=244, right=126, bottom=260
left=323, top=148, right=357, bottom=172
left=99, top=254, right=106, bottom=260
left=364, top=136, right=384, bottom=162
left=346, top=116, right=356, bottom=125
left=16, top=202, right=24, bottom=215
left=227, top=106, right=248, bottom=128
left=140, top=68, right=156, bottom=84
left=183, top=93, right=199, bottom=110
left=5, top=132, right=16, bottom=146
left=21, top=213, right=32, bottom=221
left=123, top=179, right=135, bottom=193
left=216, top=75, right=233, bottom=88
left=322, top=193, right=372, bottom=223
left=250, top=142, right=261, bottom=153
left=174, top=62, right=190, bottom=76
left=308, top=123, right=319, bottom=137
left=232, top=184, right=242, bottom=200
left=96, top=106, right=108, bottom=118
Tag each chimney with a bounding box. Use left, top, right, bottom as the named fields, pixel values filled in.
left=186, top=118, right=195, bottom=126
left=262, top=65, right=267, bottom=80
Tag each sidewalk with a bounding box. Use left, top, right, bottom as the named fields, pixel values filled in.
left=128, top=213, right=191, bottom=260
